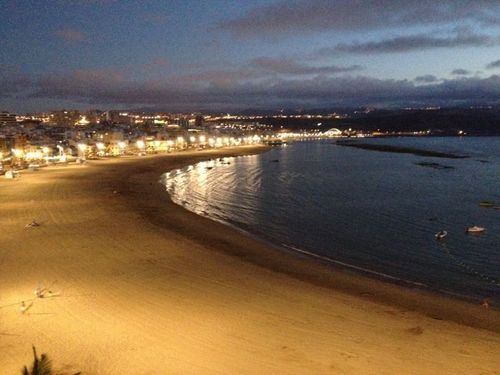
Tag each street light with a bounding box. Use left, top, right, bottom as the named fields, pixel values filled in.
left=77, top=143, right=87, bottom=160
left=96, top=142, right=105, bottom=156
left=117, top=141, right=127, bottom=155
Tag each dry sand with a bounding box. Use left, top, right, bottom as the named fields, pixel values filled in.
left=0, top=146, right=499, bottom=374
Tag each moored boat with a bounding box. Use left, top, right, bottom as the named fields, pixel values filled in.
left=466, top=226, right=486, bottom=233
left=435, top=230, right=447, bottom=240
left=479, top=201, right=495, bottom=208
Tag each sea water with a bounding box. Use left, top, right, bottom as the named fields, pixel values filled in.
left=164, top=137, right=500, bottom=302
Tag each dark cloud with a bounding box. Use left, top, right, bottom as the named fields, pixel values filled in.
left=218, top=0, right=500, bottom=37
left=10, top=68, right=500, bottom=110
left=248, top=58, right=362, bottom=75
left=486, top=59, right=500, bottom=69
left=321, top=30, right=495, bottom=55
left=171, top=58, right=362, bottom=86
left=414, top=75, right=439, bottom=83
left=55, top=29, right=85, bottom=42
left=451, top=69, right=471, bottom=75
left=30, top=69, right=128, bottom=102
left=0, top=65, right=32, bottom=98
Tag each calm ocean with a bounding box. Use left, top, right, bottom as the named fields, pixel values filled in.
left=163, top=137, right=500, bottom=303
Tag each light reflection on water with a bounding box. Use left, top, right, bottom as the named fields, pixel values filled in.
left=164, top=138, right=500, bottom=302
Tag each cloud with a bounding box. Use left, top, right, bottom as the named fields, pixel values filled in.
left=248, top=57, right=362, bottom=75
left=31, top=69, right=127, bottom=102
left=451, top=69, right=471, bottom=75
left=55, top=29, right=85, bottom=42
left=0, top=65, right=32, bottom=98
left=4, top=62, right=500, bottom=110
left=414, top=75, right=439, bottom=83
left=486, top=59, right=500, bottom=69
left=320, top=30, right=496, bottom=55
left=171, top=58, right=362, bottom=86
left=10, top=67, right=499, bottom=110
left=218, top=0, right=500, bottom=37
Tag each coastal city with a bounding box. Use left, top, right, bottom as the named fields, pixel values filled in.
left=1, top=1, right=499, bottom=374
left=0, top=109, right=353, bottom=175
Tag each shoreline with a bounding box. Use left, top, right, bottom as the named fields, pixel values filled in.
left=0, top=145, right=499, bottom=374
left=163, top=147, right=497, bottom=310
left=143, top=151, right=499, bottom=332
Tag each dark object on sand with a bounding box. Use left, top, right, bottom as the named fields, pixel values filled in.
left=25, top=219, right=40, bottom=228
left=22, top=346, right=52, bottom=375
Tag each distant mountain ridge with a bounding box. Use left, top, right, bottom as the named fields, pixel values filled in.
left=233, top=108, right=500, bottom=135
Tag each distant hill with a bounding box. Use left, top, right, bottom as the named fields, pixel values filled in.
left=241, top=108, right=500, bottom=135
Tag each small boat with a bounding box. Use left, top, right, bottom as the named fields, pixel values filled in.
left=466, top=226, right=486, bottom=233
left=479, top=201, right=495, bottom=208
left=435, top=230, right=447, bottom=240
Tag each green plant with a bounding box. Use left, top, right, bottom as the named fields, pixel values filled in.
left=22, top=345, right=52, bottom=375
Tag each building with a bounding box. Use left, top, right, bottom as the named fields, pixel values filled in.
left=0, top=111, right=17, bottom=126
left=194, top=115, right=204, bottom=128
left=105, top=111, right=132, bottom=125
left=49, top=110, right=81, bottom=127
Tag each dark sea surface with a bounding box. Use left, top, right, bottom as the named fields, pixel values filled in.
left=163, top=137, right=500, bottom=303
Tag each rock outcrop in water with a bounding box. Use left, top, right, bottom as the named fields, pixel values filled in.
left=336, top=141, right=468, bottom=159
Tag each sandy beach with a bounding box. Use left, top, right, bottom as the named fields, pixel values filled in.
left=0, top=145, right=499, bottom=374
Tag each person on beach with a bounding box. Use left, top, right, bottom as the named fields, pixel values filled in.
left=20, top=301, right=26, bottom=314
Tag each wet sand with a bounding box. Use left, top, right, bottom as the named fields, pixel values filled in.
left=0, top=146, right=498, bottom=374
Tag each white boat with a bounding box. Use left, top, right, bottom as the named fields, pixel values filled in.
left=435, top=230, right=447, bottom=240
left=466, top=226, right=485, bottom=233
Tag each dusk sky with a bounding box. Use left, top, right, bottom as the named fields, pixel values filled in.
left=2, top=0, right=500, bottom=112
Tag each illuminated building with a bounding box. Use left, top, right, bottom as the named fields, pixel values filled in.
left=0, top=111, right=17, bottom=126
left=49, top=110, right=80, bottom=127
